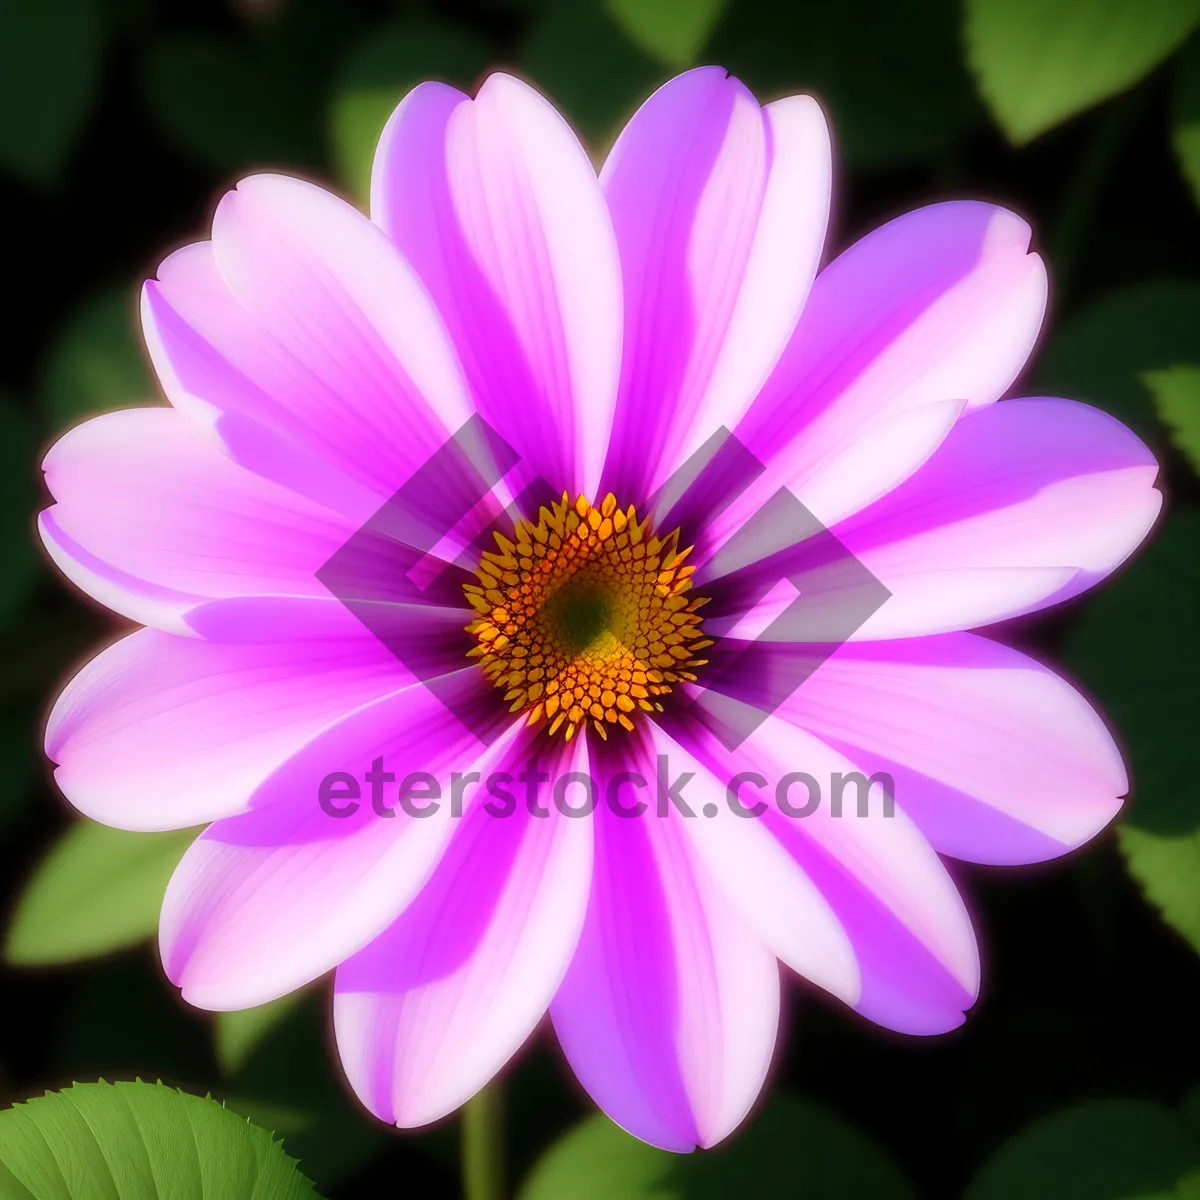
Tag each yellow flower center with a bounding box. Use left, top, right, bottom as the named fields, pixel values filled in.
left=464, top=492, right=713, bottom=741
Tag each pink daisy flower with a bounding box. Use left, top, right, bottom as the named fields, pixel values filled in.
left=39, top=67, right=1160, bottom=1152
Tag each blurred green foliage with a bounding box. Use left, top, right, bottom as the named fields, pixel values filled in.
left=4, top=820, right=196, bottom=966
left=965, top=0, right=1200, bottom=144
left=215, top=992, right=305, bottom=1075
left=1146, top=365, right=1200, bottom=472
left=1063, top=515, right=1200, bottom=959
left=1173, top=38, right=1200, bottom=207
left=0, top=0, right=104, bottom=185
left=3, top=0, right=1200, bottom=1196
left=220, top=992, right=397, bottom=1185
left=39, top=288, right=155, bottom=428
left=713, top=0, right=980, bottom=168
left=142, top=33, right=322, bottom=171
left=1033, top=281, right=1200, bottom=438
left=964, top=1098, right=1200, bottom=1199
left=604, top=0, right=728, bottom=69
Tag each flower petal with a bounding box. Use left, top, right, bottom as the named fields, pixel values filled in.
left=647, top=721, right=861, bottom=1008
left=699, top=397, right=1160, bottom=643
left=371, top=74, right=622, bottom=500
left=45, top=629, right=431, bottom=832
left=334, top=737, right=591, bottom=1127
left=836, top=398, right=1162, bottom=637
left=600, top=68, right=831, bottom=502
left=550, top=731, right=779, bottom=1152
left=667, top=698, right=979, bottom=1035
left=775, top=633, right=1127, bottom=864
left=39, top=407, right=360, bottom=632
left=39, top=405, right=480, bottom=644
left=142, top=174, right=476, bottom=516
left=708, top=201, right=1045, bottom=546
left=160, top=672, right=517, bottom=1009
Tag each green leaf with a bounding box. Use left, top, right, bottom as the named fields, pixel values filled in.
left=707, top=0, right=979, bottom=169
left=216, top=993, right=305, bottom=1075
left=965, top=1098, right=1200, bottom=1199
left=0, top=396, right=41, bottom=626
left=142, top=33, right=320, bottom=171
left=518, top=1094, right=915, bottom=1199
left=520, top=0, right=665, bottom=148
left=1062, top=514, right=1200, bottom=957
left=0, top=0, right=104, bottom=185
left=0, top=1081, right=318, bottom=1197
left=603, top=0, right=727, bottom=68
left=965, top=0, right=1200, bottom=145
left=329, top=18, right=491, bottom=205
left=40, top=288, right=156, bottom=428
left=5, top=820, right=197, bottom=965
left=1033, top=281, right=1200, bottom=442
left=1144, top=366, right=1200, bottom=474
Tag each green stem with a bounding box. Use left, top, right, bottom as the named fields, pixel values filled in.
left=463, top=1082, right=505, bottom=1200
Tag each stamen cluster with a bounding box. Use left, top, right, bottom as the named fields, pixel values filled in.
left=465, top=493, right=712, bottom=741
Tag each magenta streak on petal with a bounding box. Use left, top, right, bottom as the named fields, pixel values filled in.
left=144, top=184, right=475, bottom=509
left=701, top=202, right=1045, bottom=547
left=373, top=84, right=558, bottom=491
left=600, top=69, right=762, bottom=503
left=46, top=629, right=416, bottom=832
left=664, top=701, right=978, bottom=1036
left=550, top=729, right=778, bottom=1152
left=335, top=732, right=590, bottom=1127
left=553, top=781, right=699, bottom=1149
left=39, top=508, right=205, bottom=634
left=346, top=804, right=530, bottom=1122
left=736, top=203, right=1039, bottom=453
left=372, top=74, right=622, bottom=501
left=775, top=633, right=1127, bottom=863
left=160, top=672, right=518, bottom=1010
left=764, top=805, right=975, bottom=1034
left=692, top=398, right=1159, bottom=643
left=832, top=398, right=1162, bottom=615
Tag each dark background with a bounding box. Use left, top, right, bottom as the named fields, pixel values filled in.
left=3, top=0, right=1200, bottom=1196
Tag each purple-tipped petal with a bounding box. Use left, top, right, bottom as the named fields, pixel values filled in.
left=160, top=675, right=518, bottom=1010
left=600, top=68, right=831, bottom=502
left=700, top=397, right=1160, bottom=642
left=335, top=736, right=591, bottom=1127
left=669, top=700, right=979, bottom=1036
left=371, top=74, right=622, bottom=500
left=550, top=732, right=780, bottom=1152
left=709, top=201, right=1046, bottom=546
left=45, top=630, right=430, bottom=833
left=777, top=633, right=1127, bottom=864
left=836, top=398, right=1162, bottom=637
left=649, top=723, right=861, bottom=1008
left=142, top=177, right=476, bottom=514
left=39, top=408, right=360, bottom=633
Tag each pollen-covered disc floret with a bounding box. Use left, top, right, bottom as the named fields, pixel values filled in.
left=464, top=492, right=714, bottom=741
